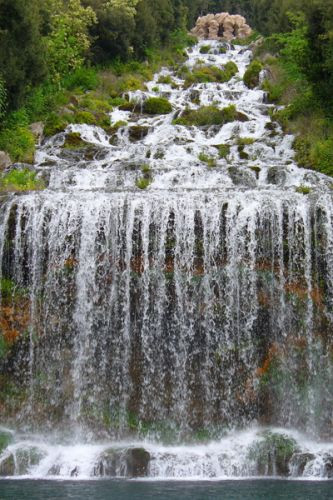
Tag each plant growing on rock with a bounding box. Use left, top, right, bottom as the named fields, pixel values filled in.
left=173, top=105, right=238, bottom=127
left=184, top=62, right=238, bottom=88
left=217, top=144, right=231, bottom=159
left=0, top=168, right=44, bottom=192
left=244, top=60, right=263, bottom=89
left=143, top=97, right=172, bottom=115
left=198, top=152, right=216, bottom=167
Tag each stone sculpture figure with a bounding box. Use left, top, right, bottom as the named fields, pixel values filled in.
left=191, top=12, right=252, bottom=41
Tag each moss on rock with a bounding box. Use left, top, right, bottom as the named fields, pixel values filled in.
left=143, top=97, right=172, bottom=115
left=173, top=105, right=237, bottom=127
left=244, top=60, right=263, bottom=89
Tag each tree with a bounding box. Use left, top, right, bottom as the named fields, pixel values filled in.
left=0, top=0, right=46, bottom=108
left=45, top=0, right=97, bottom=80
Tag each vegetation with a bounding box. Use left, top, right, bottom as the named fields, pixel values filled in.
left=0, top=168, right=44, bottom=192
left=143, top=97, right=172, bottom=115
left=183, top=61, right=238, bottom=88
left=173, top=105, right=237, bottom=127
left=217, top=144, right=231, bottom=159
left=243, top=60, right=263, bottom=89
left=248, top=431, right=298, bottom=476
left=199, top=45, right=211, bottom=54
left=136, top=177, right=152, bottom=189
left=198, top=152, right=217, bottom=167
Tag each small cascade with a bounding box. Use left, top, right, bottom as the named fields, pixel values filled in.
left=0, top=40, right=332, bottom=480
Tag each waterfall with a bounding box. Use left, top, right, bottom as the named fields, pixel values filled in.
left=0, top=40, right=332, bottom=479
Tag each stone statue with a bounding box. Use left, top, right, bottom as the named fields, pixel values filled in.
left=191, top=12, right=252, bottom=41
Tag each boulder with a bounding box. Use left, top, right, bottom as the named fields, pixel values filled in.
left=0, top=151, right=12, bottom=171
left=191, top=12, right=252, bottom=41
left=93, top=447, right=150, bottom=478
left=29, top=122, right=44, bottom=145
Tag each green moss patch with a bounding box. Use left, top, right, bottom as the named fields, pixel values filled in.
left=184, top=62, right=238, bottom=88
left=173, top=105, right=238, bottom=127
left=62, top=132, right=87, bottom=150
left=143, top=97, right=172, bottom=115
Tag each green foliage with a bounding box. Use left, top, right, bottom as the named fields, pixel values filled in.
left=45, top=0, right=97, bottom=81
left=0, top=168, right=44, bottom=192
left=199, top=45, right=211, bottom=54
left=143, top=97, right=172, bottom=115
left=296, top=185, right=311, bottom=195
left=44, top=113, right=71, bottom=137
left=62, top=67, right=99, bottom=91
left=198, top=152, right=216, bottom=167
left=0, top=76, right=7, bottom=119
left=136, top=177, right=152, bottom=189
left=218, top=144, right=230, bottom=159
left=184, top=62, right=238, bottom=88
left=248, top=431, right=298, bottom=476
left=243, top=60, right=263, bottom=89
left=0, top=127, right=35, bottom=163
left=0, top=278, right=16, bottom=298
left=0, top=0, right=47, bottom=108
left=173, top=105, right=237, bottom=127
left=0, top=431, right=12, bottom=454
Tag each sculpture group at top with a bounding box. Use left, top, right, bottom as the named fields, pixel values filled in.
left=191, top=13, right=252, bottom=41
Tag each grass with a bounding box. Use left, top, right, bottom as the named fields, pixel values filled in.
left=0, top=168, right=44, bottom=192
left=173, top=105, right=237, bottom=127
left=136, top=177, right=152, bottom=190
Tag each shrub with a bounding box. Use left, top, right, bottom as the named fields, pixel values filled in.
left=199, top=45, right=211, bottom=54
left=63, top=67, right=99, bottom=91
left=74, top=111, right=97, bottom=125
left=218, top=144, right=230, bottom=159
left=0, top=126, right=35, bottom=163
left=173, top=105, right=237, bottom=127
left=143, top=97, right=172, bottom=115
left=0, top=168, right=44, bottom=192
left=244, top=60, right=263, bottom=89
left=79, top=95, right=112, bottom=113
left=157, top=75, right=172, bottom=85
left=44, top=113, right=71, bottom=137
left=136, top=177, right=151, bottom=189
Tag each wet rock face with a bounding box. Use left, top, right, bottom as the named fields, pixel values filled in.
left=93, top=448, right=150, bottom=478
left=191, top=13, right=252, bottom=41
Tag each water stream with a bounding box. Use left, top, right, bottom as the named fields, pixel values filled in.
left=0, top=40, right=332, bottom=480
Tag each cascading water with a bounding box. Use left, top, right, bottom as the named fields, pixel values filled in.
left=0, top=40, right=332, bottom=480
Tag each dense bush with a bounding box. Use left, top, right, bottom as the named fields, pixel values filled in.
left=173, top=105, right=237, bottom=127
left=143, top=97, right=172, bottom=115
left=243, top=60, right=263, bottom=89
left=0, top=168, right=44, bottom=191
